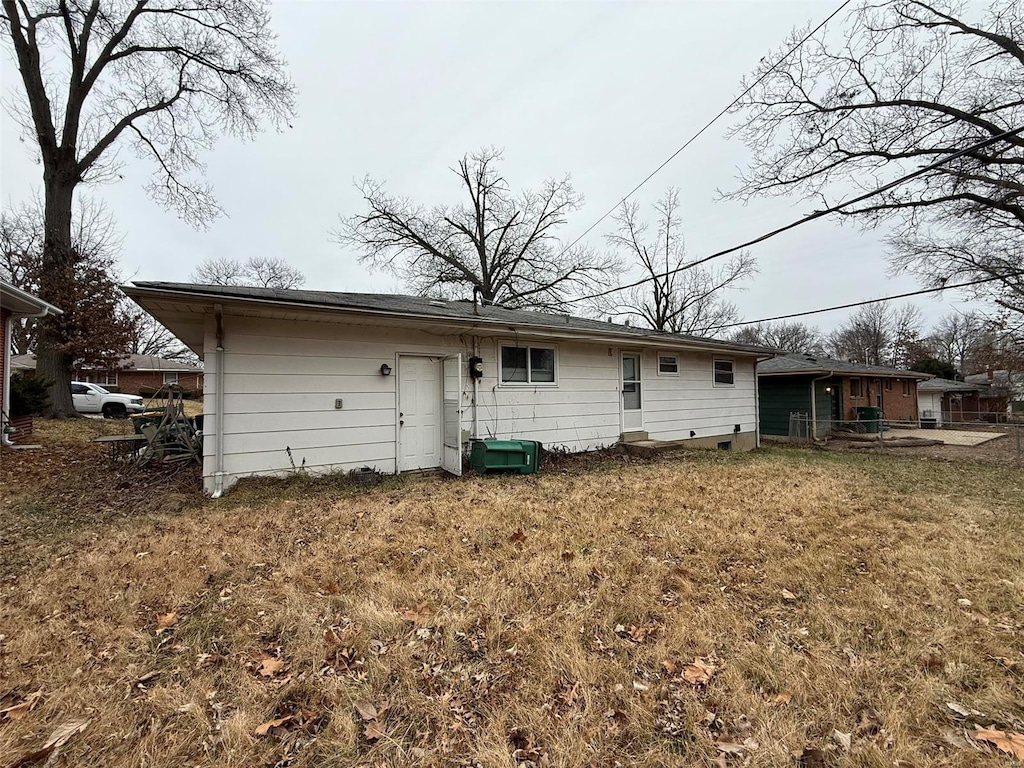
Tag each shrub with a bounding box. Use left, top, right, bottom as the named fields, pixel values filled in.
left=9, top=373, right=49, bottom=417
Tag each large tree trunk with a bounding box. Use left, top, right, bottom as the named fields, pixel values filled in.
left=36, top=176, right=78, bottom=418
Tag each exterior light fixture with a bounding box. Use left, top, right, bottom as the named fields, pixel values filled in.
left=379, top=363, right=392, bottom=376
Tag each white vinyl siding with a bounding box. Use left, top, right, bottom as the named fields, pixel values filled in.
left=201, top=313, right=760, bottom=494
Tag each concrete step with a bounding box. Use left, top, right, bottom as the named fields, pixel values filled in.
left=619, top=430, right=650, bottom=444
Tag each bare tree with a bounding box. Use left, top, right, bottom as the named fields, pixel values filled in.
left=728, top=321, right=826, bottom=354
left=602, top=188, right=756, bottom=335
left=827, top=303, right=924, bottom=366
left=727, top=0, right=1023, bottom=319
left=190, top=255, right=305, bottom=289
left=118, top=301, right=195, bottom=362
left=1, top=0, right=295, bottom=415
left=930, top=311, right=987, bottom=372
left=336, top=148, right=621, bottom=310
left=1, top=198, right=134, bottom=369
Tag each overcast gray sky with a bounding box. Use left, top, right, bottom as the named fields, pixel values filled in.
left=1, top=0, right=984, bottom=335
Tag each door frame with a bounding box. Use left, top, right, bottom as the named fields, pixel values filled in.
left=396, top=352, right=444, bottom=472
left=620, top=350, right=644, bottom=432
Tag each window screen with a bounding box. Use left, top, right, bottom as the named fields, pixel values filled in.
left=713, top=359, right=734, bottom=385
left=658, top=355, right=678, bottom=375
left=500, top=345, right=556, bottom=384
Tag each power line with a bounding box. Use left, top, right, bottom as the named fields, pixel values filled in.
left=569, top=124, right=1024, bottom=304
left=703, top=275, right=1005, bottom=332
left=556, top=0, right=853, bottom=259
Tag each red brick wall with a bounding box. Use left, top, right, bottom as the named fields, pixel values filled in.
left=840, top=375, right=920, bottom=422
left=107, top=370, right=203, bottom=396
left=1, top=306, right=9, bottom=416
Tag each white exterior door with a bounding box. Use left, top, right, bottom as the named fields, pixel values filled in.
left=441, top=354, right=463, bottom=476
left=398, top=356, right=442, bottom=471
left=621, top=352, right=643, bottom=431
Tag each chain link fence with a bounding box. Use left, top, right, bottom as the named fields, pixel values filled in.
left=786, top=413, right=1023, bottom=466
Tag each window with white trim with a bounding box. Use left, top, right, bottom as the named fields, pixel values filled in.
left=713, top=359, right=734, bottom=386
left=658, top=354, right=679, bottom=375
left=500, top=344, right=556, bottom=384
left=82, top=371, right=118, bottom=386
left=163, top=371, right=180, bottom=385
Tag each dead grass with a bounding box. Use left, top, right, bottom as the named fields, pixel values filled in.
left=1, top=427, right=1022, bottom=767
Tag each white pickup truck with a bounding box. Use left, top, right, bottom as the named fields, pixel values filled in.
left=71, top=382, right=145, bottom=419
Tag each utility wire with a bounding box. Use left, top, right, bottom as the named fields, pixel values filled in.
left=701, top=275, right=1006, bottom=332
left=569, top=125, right=1024, bottom=304
left=556, top=0, right=853, bottom=259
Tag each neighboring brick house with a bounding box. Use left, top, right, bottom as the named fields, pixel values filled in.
left=12, top=353, right=203, bottom=397
left=758, top=353, right=931, bottom=438
left=2, top=280, right=62, bottom=443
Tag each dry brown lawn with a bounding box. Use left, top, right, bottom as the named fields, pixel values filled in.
left=1, top=422, right=1023, bottom=767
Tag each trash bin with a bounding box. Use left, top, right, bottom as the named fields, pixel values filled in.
left=855, top=406, right=883, bottom=433
left=469, top=439, right=541, bottom=474
left=131, top=413, right=163, bottom=435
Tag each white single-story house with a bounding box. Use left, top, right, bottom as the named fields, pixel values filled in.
left=123, top=282, right=775, bottom=495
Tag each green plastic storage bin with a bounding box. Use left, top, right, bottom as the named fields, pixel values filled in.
left=855, top=406, right=883, bottom=433
left=470, top=439, right=541, bottom=474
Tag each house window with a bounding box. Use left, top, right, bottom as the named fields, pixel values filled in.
left=500, top=344, right=557, bottom=385
left=82, top=372, right=117, bottom=386
left=658, top=354, right=679, bottom=375
left=713, top=359, right=734, bottom=386
left=884, top=379, right=893, bottom=391
left=850, top=378, right=863, bottom=398
left=163, top=372, right=181, bottom=385
left=902, top=379, right=912, bottom=396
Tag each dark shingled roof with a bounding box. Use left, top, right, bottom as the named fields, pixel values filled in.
left=918, top=377, right=983, bottom=392
left=124, top=282, right=778, bottom=355
left=757, top=353, right=932, bottom=379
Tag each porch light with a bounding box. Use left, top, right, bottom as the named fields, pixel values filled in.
left=379, top=363, right=392, bottom=376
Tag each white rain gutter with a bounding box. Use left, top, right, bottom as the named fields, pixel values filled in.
left=2, top=300, right=61, bottom=447
left=211, top=305, right=227, bottom=497
left=809, top=371, right=834, bottom=442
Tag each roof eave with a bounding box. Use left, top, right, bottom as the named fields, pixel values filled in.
left=122, top=283, right=775, bottom=357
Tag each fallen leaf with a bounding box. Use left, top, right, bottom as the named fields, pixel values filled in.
left=155, top=612, right=179, bottom=632
left=682, top=656, right=718, bottom=686
left=44, top=718, right=89, bottom=749
left=781, top=589, right=797, bottom=601
left=957, top=598, right=973, bottom=607
left=793, top=746, right=827, bottom=768
left=353, top=701, right=378, bottom=721
left=661, top=658, right=678, bottom=676
left=257, top=657, right=287, bottom=677
left=0, top=691, right=42, bottom=720
left=769, top=691, right=792, bottom=706
left=832, top=730, right=852, bottom=752
left=254, top=715, right=292, bottom=736
left=975, top=728, right=1024, bottom=759
left=324, top=580, right=341, bottom=594
left=364, top=719, right=385, bottom=741
left=195, top=653, right=225, bottom=668
left=854, top=706, right=882, bottom=737
left=368, top=639, right=388, bottom=656
left=632, top=680, right=649, bottom=691
left=946, top=701, right=983, bottom=718
left=509, top=529, right=527, bottom=545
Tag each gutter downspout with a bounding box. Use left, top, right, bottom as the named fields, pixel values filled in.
left=211, top=305, right=227, bottom=498
left=810, top=371, right=833, bottom=442
left=472, top=336, right=480, bottom=439
left=3, top=305, right=59, bottom=447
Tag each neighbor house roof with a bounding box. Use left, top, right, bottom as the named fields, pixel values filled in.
left=1, top=280, right=63, bottom=318
left=11, top=353, right=202, bottom=372
left=121, top=282, right=781, bottom=357
left=757, top=353, right=932, bottom=379
left=918, top=377, right=982, bottom=393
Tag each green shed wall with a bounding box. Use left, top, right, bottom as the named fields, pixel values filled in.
left=758, top=376, right=814, bottom=436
